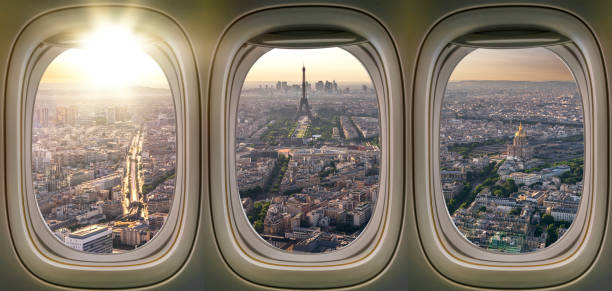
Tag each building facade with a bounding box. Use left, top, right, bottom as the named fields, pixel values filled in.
left=64, top=224, right=112, bottom=253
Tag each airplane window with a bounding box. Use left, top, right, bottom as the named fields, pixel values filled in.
left=235, top=48, right=381, bottom=253
left=440, top=48, right=584, bottom=253
left=32, top=32, right=176, bottom=254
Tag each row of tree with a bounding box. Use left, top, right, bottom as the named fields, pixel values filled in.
left=142, top=168, right=176, bottom=195
left=446, top=161, right=501, bottom=214
left=248, top=201, right=270, bottom=233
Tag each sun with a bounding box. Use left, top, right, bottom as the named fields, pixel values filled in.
left=42, top=26, right=167, bottom=89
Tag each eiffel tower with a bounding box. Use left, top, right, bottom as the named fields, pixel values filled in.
left=296, top=65, right=312, bottom=119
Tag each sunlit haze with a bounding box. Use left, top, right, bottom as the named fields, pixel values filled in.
left=449, top=48, right=574, bottom=82
left=244, top=48, right=371, bottom=85
left=41, top=38, right=573, bottom=88
left=41, top=27, right=168, bottom=89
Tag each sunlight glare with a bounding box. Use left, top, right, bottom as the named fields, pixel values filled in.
left=76, top=26, right=162, bottom=88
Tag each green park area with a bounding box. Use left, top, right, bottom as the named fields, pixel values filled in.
left=260, top=119, right=296, bottom=145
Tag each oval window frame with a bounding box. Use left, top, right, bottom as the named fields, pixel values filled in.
left=4, top=6, right=200, bottom=288
left=208, top=6, right=404, bottom=288
left=228, top=43, right=387, bottom=261
left=432, top=42, right=590, bottom=261
left=413, top=6, right=607, bottom=288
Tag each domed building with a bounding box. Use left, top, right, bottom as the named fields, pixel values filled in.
left=506, top=123, right=533, bottom=160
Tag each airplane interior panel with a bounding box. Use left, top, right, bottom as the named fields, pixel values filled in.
left=0, top=1, right=611, bottom=290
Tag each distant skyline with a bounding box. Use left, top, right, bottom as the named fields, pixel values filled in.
left=244, top=48, right=372, bottom=83
left=450, top=48, right=574, bottom=82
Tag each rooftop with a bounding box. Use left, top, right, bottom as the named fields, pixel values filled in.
left=68, top=224, right=110, bottom=239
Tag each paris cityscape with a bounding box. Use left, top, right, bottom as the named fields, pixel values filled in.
left=441, top=80, right=584, bottom=253
left=236, top=65, right=380, bottom=253
left=30, top=45, right=582, bottom=255
left=32, top=85, right=176, bottom=253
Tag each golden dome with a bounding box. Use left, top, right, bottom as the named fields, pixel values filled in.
left=514, top=122, right=526, bottom=137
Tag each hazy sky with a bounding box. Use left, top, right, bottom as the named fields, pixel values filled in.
left=41, top=44, right=574, bottom=89
left=450, top=48, right=574, bottom=81
left=41, top=49, right=168, bottom=89
left=244, top=48, right=372, bottom=83
left=41, top=48, right=169, bottom=89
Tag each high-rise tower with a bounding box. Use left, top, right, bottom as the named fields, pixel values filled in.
left=297, top=65, right=312, bottom=119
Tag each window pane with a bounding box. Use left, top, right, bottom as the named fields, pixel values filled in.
left=440, top=48, right=584, bottom=253
left=236, top=48, right=381, bottom=253
left=33, top=47, right=176, bottom=254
